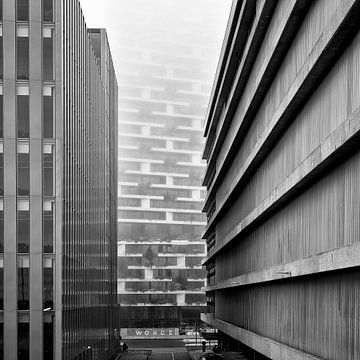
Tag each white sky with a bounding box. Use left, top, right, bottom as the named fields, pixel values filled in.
left=80, top=0, right=232, bottom=79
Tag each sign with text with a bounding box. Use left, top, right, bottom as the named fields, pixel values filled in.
left=121, top=328, right=181, bottom=339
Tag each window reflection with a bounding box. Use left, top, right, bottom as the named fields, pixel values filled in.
left=17, top=0, right=29, bottom=21
left=18, top=154, right=30, bottom=196
left=43, top=323, right=53, bottom=360
left=43, top=209, right=53, bottom=253
left=0, top=268, right=3, bottom=310
left=43, top=153, right=53, bottom=196
left=0, top=211, right=3, bottom=253
left=43, top=91, right=54, bottom=138
left=0, top=38, right=3, bottom=80
left=43, top=0, right=53, bottom=22
left=43, top=38, right=53, bottom=81
left=17, top=38, right=29, bottom=80
left=17, top=211, right=30, bottom=253
left=18, top=323, right=29, bottom=360
left=0, top=95, right=3, bottom=137
left=43, top=268, right=53, bottom=309
left=17, top=96, right=29, bottom=138
left=0, top=154, right=3, bottom=196
left=18, top=267, right=29, bottom=310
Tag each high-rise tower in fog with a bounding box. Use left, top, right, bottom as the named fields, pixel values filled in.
left=0, top=1, right=118, bottom=359
left=117, top=0, right=230, bottom=328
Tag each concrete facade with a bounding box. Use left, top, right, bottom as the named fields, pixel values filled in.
left=0, top=1, right=118, bottom=359
left=202, top=1, right=360, bottom=359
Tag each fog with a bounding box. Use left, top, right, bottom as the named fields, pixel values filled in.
left=80, top=0, right=232, bottom=80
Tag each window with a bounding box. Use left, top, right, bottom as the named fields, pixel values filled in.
left=43, top=37, right=53, bottom=81
left=17, top=211, right=30, bottom=253
left=43, top=209, right=53, bottom=253
left=18, top=267, right=29, bottom=310
left=0, top=95, right=3, bottom=137
left=43, top=154, right=53, bottom=196
left=43, top=91, right=54, bottom=138
left=0, top=268, right=3, bottom=310
left=43, top=323, right=53, bottom=360
left=0, top=38, right=3, bottom=80
left=17, top=37, right=29, bottom=80
left=17, top=0, right=29, bottom=21
left=43, top=268, right=53, bottom=309
left=17, top=96, right=29, bottom=138
left=18, top=323, right=29, bottom=360
left=0, top=211, right=3, bottom=253
left=18, top=154, right=30, bottom=196
left=0, top=154, right=3, bottom=195
left=43, top=0, right=53, bottom=21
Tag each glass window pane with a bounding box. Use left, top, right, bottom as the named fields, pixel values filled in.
left=43, top=154, right=53, bottom=196
left=43, top=323, right=53, bottom=360
left=0, top=268, right=3, bottom=310
left=17, top=95, right=29, bottom=138
left=43, top=92, right=53, bottom=138
left=17, top=0, right=29, bottom=21
left=18, top=154, right=30, bottom=196
left=0, top=211, right=3, bottom=253
left=18, top=267, right=29, bottom=310
left=18, top=323, right=29, bottom=360
left=0, top=95, right=3, bottom=137
left=43, top=0, right=53, bottom=21
left=43, top=209, right=53, bottom=253
left=17, top=37, right=29, bottom=80
left=43, top=268, right=53, bottom=309
left=17, top=211, right=30, bottom=253
left=0, top=37, right=3, bottom=80
left=43, top=38, right=53, bottom=81
left=0, top=154, right=3, bottom=195
left=0, top=323, right=3, bottom=360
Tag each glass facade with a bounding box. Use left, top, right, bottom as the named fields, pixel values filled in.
left=1, top=1, right=118, bottom=359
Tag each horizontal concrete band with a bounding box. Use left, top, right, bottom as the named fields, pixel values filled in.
left=203, top=0, right=260, bottom=152
left=203, top=0, right=281, bottom=185
left=203, top=0, right=359, bottom=213
left=201, top=313, right=325, bottom=360
left=202, top=102, right=360, bottom=265
left=203, top=0, right=304, bottom=191
left=203, top=242, right=360, bottom=292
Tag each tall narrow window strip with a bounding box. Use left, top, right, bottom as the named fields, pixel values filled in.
left=18, top=153, right=30, bottom=196
left=0, top=95, right=3, bottom=138
left=17, top=211, right=30, bottom=253
left=0, top=154, right=3, bottom=196
left=17, top=37, right=29, bottom=80
left=0, top=37, right=3, bottom=80
left=17, top=322, right=29, bottom=360
left=43, top=153, right=53, bottom=196
left=42, top=0, right=53, bottom=22
left=0, top=268, right=3, bottom=310
left=43, top=267, right=53, bottom=309
left=43, top=209, right=53, bottom=253
left=17, top=267, right=29, bottom=310
left=43, top=37, right=53, bottom=81
left=43, top=92, right=54, bottom=138
left=17, top=95, right=29, bottom=138
left=17, top=0, right=29, bottom=21
left=0, top=212, right=3, bottom=254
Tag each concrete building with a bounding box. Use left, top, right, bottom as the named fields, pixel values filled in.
left=116, top=0, right=230, bottom=328
left=0, top=1, right=118, bottom=359
left=202, top=1, right=360, bottom=359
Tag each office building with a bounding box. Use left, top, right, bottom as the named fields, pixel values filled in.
left=0, top=0, right=118, bottom=359
left=117, top=0, right=230, bottom=328
left=202, top=0, right=360, bottom=359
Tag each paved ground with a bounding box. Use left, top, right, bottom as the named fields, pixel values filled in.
left=119, top=339, right=190, bottom=360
